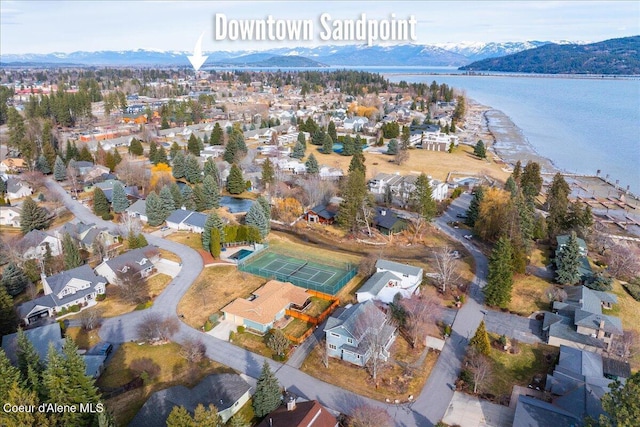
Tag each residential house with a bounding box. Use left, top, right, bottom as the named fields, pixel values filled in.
left=368, top=173, right=448, bottom=203
left=0, top=206, right=21, bottom=227
left=304, top=203, right=339, bottom=225
left=0, top=158, right=26, bottom=173
left=318, top=166, right=344, bottom=181
left=125, top=199, right=148, bottom=223
left=19, top=229, right=63, bottom=259
left=543, top=286, right=623, bottom=352
left=415, top=131, right=459, bottom=152
left=93, top=179, right=141, bottom=203
left=58, top=221, right=119, bottom=252
left=222, top=280, right=310, bottom=333
left=17, top=265, right=107, bottom=324
left=324, top=300, right=397, bottom=367
left=511, top=345, right=630, bottom=427
left=375, top=259, right=423, bottom=293
left=130, top=374, right=251, bottom=426
left=343, top=116, right=368, bottom=132
left=257, top=394, right=338, bottom=427
left=555, top=234, right=592, bottom=279
left=372, top=207, right=407, bottom=235
left=165, top=209, right=208, bottom=233
left=5, top=177, right=33, bottom=200
left=357, top=259, right=422, bottom=304
left=94, top=245, right=159, bottom=284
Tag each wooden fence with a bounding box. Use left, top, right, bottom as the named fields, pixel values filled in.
left=284, top=291, right=339, bottom=344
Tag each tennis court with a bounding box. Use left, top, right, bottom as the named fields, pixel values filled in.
left=238, top=249, right=356, bottom=295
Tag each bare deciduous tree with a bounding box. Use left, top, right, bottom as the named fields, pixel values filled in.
left=137, top=313, right=180, bottom=343
left=114, top=265, right=149, bottom=305
left=358, top=253, right=379, bottom=277
left=296, top=176, right=337, bottom=208
left=347, top=403, right=393, bottom=427
left=79, top=307, right=103, bottom=331
left=401, top=294, right=441, bottom=348
left=613, top=330, right=639, bottom=361
left=115, top=158, right=151, bottom=195
left=545, top=285, right=568, bottom=303
left=354, top=303, right=395, bottom=381
left=393, top=148, right=409, bottom=166
left=316, top=338, right=329, bottom=368
left=179, top=339, right=206, bottom=363
left=267, top=329, right=290, bottom=358
left=605, top=242, right=640, bottom=281
left=119, top=214, right=142, bottom=238
left=467, top=348, right=492, bottom=394
left=408, top=216, right=427, bottom=244
left=432, top=246, right=460, bottom=293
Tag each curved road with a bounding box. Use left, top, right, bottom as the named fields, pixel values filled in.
left=46, top=180, right=491, bottom=426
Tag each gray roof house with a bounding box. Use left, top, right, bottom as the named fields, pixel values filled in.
left=19, top=229, right=63, bottom=259
left=355, top=259, right=423, bottom=304
left=543, top=286, right=623, bottom=352
left=94, top=245, right=159, bottom=284
left=125, top=199, right=147, bottom=223
left=324, top=300, right=396, bottom=367
left=17, top=265, right=107, bottom=325
left=5, top=177, right=32, bottom=200
left=129, top=373, right=251, bottom=426
left=165, top=209, right=208, bottom=233
left=1, top=323, right=64, bottom=364
left=58, top=221, right=119, bottom=252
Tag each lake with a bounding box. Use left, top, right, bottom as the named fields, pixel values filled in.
left=220, top=196, right=254, bottom=213
left=387, top=73, right=640, bottom=194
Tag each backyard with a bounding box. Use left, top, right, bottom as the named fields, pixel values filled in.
left=508, top=274, right=551, bottom=317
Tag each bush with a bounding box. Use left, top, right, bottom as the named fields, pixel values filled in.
left=57, top=320, right=67, bottom=335
left=102, top=213, right=113, bottom=220
left=460, top=369, right=475, bottom=391
left=451, top=187, right=463, bottom=199
left=584, top=273, right=613, bottom=291
left=69, top=304, right=81, bottom=313
left=135, top=301, right=153, bottom=311
left=237, top=325, right=245, bottom=334
left=444, top=324, right=452, bottom=337
left=499, top=334, right=508, bottom=346
left=96, top=294, right=106, bottom=301
left=204, top=319, right=213, bottom=331
left=459, top=294, right=466, bottom=304
left=57, top=308, right=68, bottom=316
left=622, top=279, right=640, bottom=301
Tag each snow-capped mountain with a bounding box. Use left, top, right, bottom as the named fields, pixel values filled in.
left=434, top=40, right=588, bottom=62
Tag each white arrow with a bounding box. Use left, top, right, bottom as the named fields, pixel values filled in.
left=187, top=32, right=208, bottom=72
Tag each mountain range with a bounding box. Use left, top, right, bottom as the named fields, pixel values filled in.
left=0, top=41, right=562, bottom=67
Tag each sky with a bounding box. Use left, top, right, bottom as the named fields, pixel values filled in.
left=1, top=0, right=639, bottom=54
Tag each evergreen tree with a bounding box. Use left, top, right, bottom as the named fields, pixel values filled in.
left=192, top=184, right=207, bottom=212
left=342, top=135, right=355, bottom=156
left=1, top=263, right=29, bottom=297
left=521, top=161, right=542, bottom=198
left=599, top=372, right=640, bottom=427
left=169, top=141, right=181, bottom=160
left=305, top=153, right=319, bottom=174
left=184, top=154, right=202, bottom=184
left=469, top=321, right=491, bottom=355
left=348, top=151, right=366, bottom=175
left=111, top=182, right=129, bottom=213
left=384, top=184, right=393, bottom=205
left=512, top=160, right=522, bottom=184
left=210, top=123, right=224, bottom=145
left=474, top=140, right=486, bottom=158
left=172, top=151, right=186, bottom=180
left=252, top=361, right=281, bottom=418
left=128, top=138, right=143, bottom=156
left=223, top=137, right=238, bottom=164
left=159, top=185, right=177, bottom=216
left=504, top=176, right=518, bottom=198
left=556, top=231, right=582, bottom=285
left=245, top=203, right=269, bottom=238
left=42, top=142, right=57, bottom=172
left=311, top=129, right=325, bottom=146
left=386, top=139, right=398, bottom=155
left=256, top=196, right=271, bottom=222
left=484, top=236, right=514, bottom=308
left=161, top=117, right=170, bottom=129
left=43, top=338, right=101, bottom=426
left=182, top=186, right=196, bottom=210
left=169, top=182, right=183, bottom=209
left=92, top=187, right=110, bottom=216
left=148, top=142, right=158, bottom=164
left=112, top=149, right=123, bottom=168
left=53, top=155, right=66, bottom=181
left=412, top=173, right=437, bottom=221
left=0, top=348, right=21, bottom=402
left=15, top=328, right=44, bottom=398
left=62, top=232, right=83, bottom=270
left=226, top=164, right=245, bottom=195
left=465, top=186, right=485, bottom=227
left=187, top=133, right=200, bottom=156
left=127, top=232, right=148, bottom=250
left=202, top=212, right=225, bottom=250
left=35, top=154, right=51, bottom=174
left=65, top=141, right=79, bottom=164
left=202, top=132, right=209, bottom=145
left=297, top=131, right=306, bottom=148
left=166, top=406, right=193, bottom=426
left=354, top=134, right=363, bottom=153
left=209, top=228, right=221, bottom=258
left=401, top=126, right=411, bottom=150
left=0, top=178, right=5, bottom=196
left=232, top=130, right=247, bottom=154
left=261, top=158, right=275, bottom=187
left=327, top=121, right=338, bottom=144
left=337, top=169, right=369, bottom=233
left=0, top=286, right=18, bottom=336
left=145, top=191, right=164, bottom=226
left=202, top=175, right=221, bottom=210
left=20, top=197, right=51, bottom=234
left=546, top=172, right=570, bottom=238
left=156, top=145, right=168, bottom=165
left=203, top=158, right=220, bottom=184
left=322, top=133, right=333, bottom=154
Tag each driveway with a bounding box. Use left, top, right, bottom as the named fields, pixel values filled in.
left=209, top=320, right=237, bottom=341
left=154, top=258, right=181, bottom=278
left=442, top=392, right=515, bottom=427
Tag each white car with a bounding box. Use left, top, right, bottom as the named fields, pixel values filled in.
left=464, top=234, right=473, bottom=240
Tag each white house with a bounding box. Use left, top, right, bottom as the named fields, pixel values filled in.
left=0, top=206, right=21, bottom=227
left=165, top=209, right=208, bottom=233
left=357, top=259, right=423, bottom=304
left=20, top=230, right=63, bottom=259
left=368, top=173, right=449, bottom=202
left=5, top=178, right=33, bottom=200
left=277, top=158, right=307, bottom=174
left=94, top=245, right=159, bottom=284
left=343, top=116, right=369, bottom=132
left=125, top=199, right=148, bottom=223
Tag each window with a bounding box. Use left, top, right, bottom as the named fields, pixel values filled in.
left=356, top=355, right=361, bottom=359
left=347, top=338, right=353, bottom=344
left=403, top=274, right=408, bottom=277
left=328, top=344, right=337, bottom=350
left=330, top=332, right=340, bottom=338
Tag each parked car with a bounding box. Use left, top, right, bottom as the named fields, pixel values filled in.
left=464, top=234, right=473, bottom=240
left=456, top=214, right=468, bottom=219
left=98, top=342, right=113, bottom=356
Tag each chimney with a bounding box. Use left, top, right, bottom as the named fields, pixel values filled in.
left=381, top=209, right=386, bottom=216
left=597, top=318, right=606, bottom=339
left=285, top=392, right=296, bottom=411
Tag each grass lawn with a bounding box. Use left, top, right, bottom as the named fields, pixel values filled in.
left=158, top=248, right=181, bottom=263
left=166, top=231, right=203, bottom=251
left=508, top=274, right=552, bottom=316
left=98, top=342, right=234, bottom=426
left=301, top=336, right=438, bottom=401
left=48, top=209, right=74, bottom=229
left=609, top=280, right=640, bottom=370
left=304, top=297, right=333, bottom=317
left=177, top=265, right=266, bottom=329
left=230, top=330, right=274, bottom=359
left=147, top=273, right=173, bottom=298
left=282, top=318, right=313, bottom=339
left=66, top=326, right=102, bottom=349
left=482, top=337, right=559, bottom=402
left=267, top=232, right=361, bottom=266
left=529, top=244, right=551, bottom=268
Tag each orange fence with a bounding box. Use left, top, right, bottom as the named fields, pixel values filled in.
left=283, top=291, right=340, bottom=343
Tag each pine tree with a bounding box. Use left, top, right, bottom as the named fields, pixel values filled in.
left=292, top=141, right=305, bottom=159
left=469, top=321, right=491, bottom=355
left=465, top=186, right=485, bottom=227
left=128, top=232, right=148, bottom=249
left=348, top=151, right=366, bottom=175
left=53, top=155, right=66, bottom=181
left=311, top=129, right=325, bottom=146
left=202, top=212, right=225, bottom=250
left=169, top=183, right=183, bottom=209
left=172, top=151, right=186, bottom=180
left=521, top=161, right=542, bottom=198
left=42, top=141, right=57, bottom=172
left=337, top=169, right=368, bottom=233
left=0, top=348, right=21, bottom=402
left=327, top=121, right=337, bottom=144
left=209, top=228, right=221, bottom=258
left=305, top=153, right=319, bottom=174
left=0, top=285, right=18, bottom=335
left=43, top=338, right=101, bottom=426
left=182, top=186, right=196, bottom=211
left=504, top=176, right=518, bottom=198
left=111, top=182, right=129, bottom=213
left=387, top=139, right=398, bottom=155
left=192, top=184, right=207, bottom=212
left=20, top=197, right=51, bottom=234
left=166, top=406, right=195, bottom=426
left=256, top=196, right=271, bottom=222
left=62, top=232, right=83, bottom=270
left=148, top=142, right=158, bottom=164
left=128, top=138, right=143, bottom=156
left=156, top=145, right=168, bottom=165
left=112, top=149, right=122, bottom=168
left=322, top=133, right=334, bottom=154
left=210, top=123, right=223, bottom=145
left=65, top=141, right=79, bottom=163
left=35, top=154, right=51, bottom=174
left=202, top=175, right=220, bottom=209
left=202, top=133, right=209, bottom=146
left=187, top=133, right=200, bottom=156
left=354, top=135, right=363, bottom=153
left=223, top=137, right=237, bottom=164
left=93, top=187, right=110, bottom=216
left=261, top=158, right=275, bottom=187
left=159, top=185, right=177, bottom=217
left=1, top=263, right=29, bottom=297
left=556, top=231, right=582, bottom=285
left=484, top=236, right=514, bottom=308
left=245, top=203, right=269, bottom=238
left=546, top=173, right=570, bottom=238
left=15, top=328, right=44, bottom=398
left=226, top=164, right=245, bottom=195
left=203, top=158, right=220, bottom=184
left=145, top=191, right=164, bottom=226
left=297, top=131, right=306, bottom=148
left=184, top=154, right=202, bottom=184
left=512, top=160, right=522, bottom=184
left=412, top=173, right=437, bottom=221
left=342, top=135, right=355, bottom=156
left=401, top=126, right=411, bottom=150
left=474, top=140, right=486, bottom=158
left=252, top=361, right=281, bottom=418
